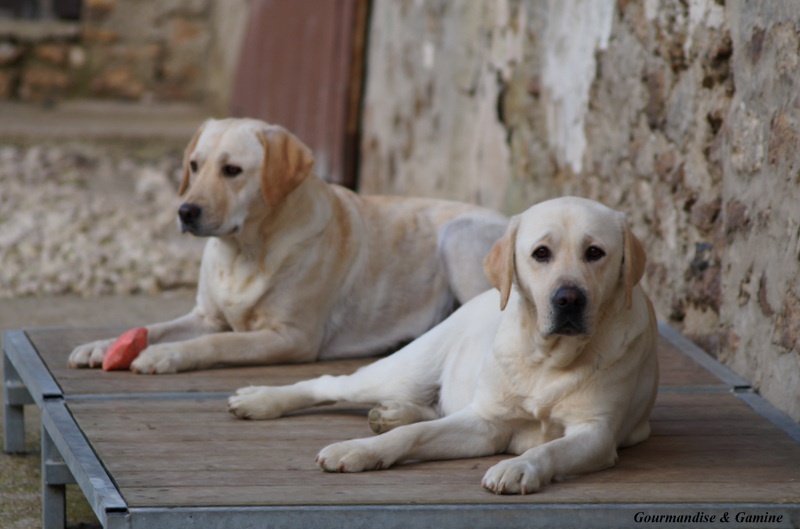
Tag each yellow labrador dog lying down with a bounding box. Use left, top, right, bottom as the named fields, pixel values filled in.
left=228, top=196, right=659, bottom=494
left=68, top=118, right=506, bottom=373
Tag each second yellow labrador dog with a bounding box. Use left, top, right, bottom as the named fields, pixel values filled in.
left=228, top=196, right=659, bottom=494
left=68, top=118, right=507, bottom=373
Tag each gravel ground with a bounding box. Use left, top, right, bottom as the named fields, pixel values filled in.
left=0, top=141, right=205, bottom=298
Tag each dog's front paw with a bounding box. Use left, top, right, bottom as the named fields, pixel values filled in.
left=130, top=343, right=186, bottom=374
left=228, top=386, right=286, bottom=420
left=68, top=339, right=114, bottom=369
left=482, top=458, right=545, bottom=495
left=316, top=440, right=387, bottom=473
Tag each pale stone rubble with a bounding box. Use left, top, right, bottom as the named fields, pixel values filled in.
left=0, top=143, right=203, bottom=297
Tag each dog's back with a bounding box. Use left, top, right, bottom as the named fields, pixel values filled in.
left=318, top=187, right=506, bottom=359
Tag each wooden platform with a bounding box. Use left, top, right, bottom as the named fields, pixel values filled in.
left=3, top=324, right=800, bottom=529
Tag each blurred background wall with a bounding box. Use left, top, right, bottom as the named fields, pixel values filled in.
left=0, top=0, right=246, bottom=108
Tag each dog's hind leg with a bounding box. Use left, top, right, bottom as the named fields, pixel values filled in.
left=438, top=215, right=507, bottom=303
left=228, top=319, right=450, bottom=420
left=368, top=401, right=441, bottom=434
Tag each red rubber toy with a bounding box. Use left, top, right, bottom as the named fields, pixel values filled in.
left=102, top=327, right=148, bottom=371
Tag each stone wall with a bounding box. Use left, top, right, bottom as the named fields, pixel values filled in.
left=0, top=0, right=247, bottom=107
left=359, top=0, right=799, bottom=422
left=721, top=2, right=800, bottom=422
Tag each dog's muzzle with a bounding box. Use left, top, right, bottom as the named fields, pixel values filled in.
left=178, top=202, right=202, bottom=233
left=550, top=285, right=588, bottom=336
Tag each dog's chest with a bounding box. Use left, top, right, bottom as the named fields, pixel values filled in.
left=504, top=384, right=571, bottom=453
left=491, top=361, right=579, bottom=446
left=205, top=252, right=273, bottom=331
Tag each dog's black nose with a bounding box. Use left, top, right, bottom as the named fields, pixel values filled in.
left=552, top=286, right=587, bottom=313
left=550, top=285, right=588, bottom=336
left=178, top=203, right=202, bottom=225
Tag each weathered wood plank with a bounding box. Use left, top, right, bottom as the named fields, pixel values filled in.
left=95, top=444, right=800, bottom=476
left=649, top=419, right=785, bottom=436
left=651, top=392, right=747, bottom=407
left=117, top=481, right=800, bottom=507
left=66, top=385, right=739, bottom=413
left=655, top=339, right=723, bottom=387
left=68, top=391, right=774, bottom=443
left=67, top=400, right=369, bottom=419
left=26, top=327, right=725, bottom=398
left=110, top=464, right=800, bottom=489
left=77, top=414, right=782, bottom=443
left=76, top=434, right=800, bottom=459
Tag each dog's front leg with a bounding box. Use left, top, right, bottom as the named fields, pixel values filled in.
left=482, top=421, right=617, bottom=494
left=130, top=326, right=316, bottom=374
left=145, top=310, right=227, bottom=344
left=68, top=310, right=224, bottom=369
left=317, top=408, right=509, bottom=472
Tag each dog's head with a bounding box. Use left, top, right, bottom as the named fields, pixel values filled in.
left=177, top=118, right=314, bottom=237
left=483, top=196, right=646, bottom=338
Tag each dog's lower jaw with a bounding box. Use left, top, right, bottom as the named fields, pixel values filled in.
left=548, top=309, right=589, bottom=336
left=540, top=321, right=590, bottom=341
left=179, top=221, right=206, bottom=236
left=551, top=322, right=585, bottom=336
left=179, top=221, right=232, bottom=238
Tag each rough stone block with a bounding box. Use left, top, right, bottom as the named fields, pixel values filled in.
left=0, top=68, right=16, bottom=98
left=81, top=26, right=119, bottom=44
left=19, top=65, right=70, bottom=102
left=83, top=0, right=116, bottom=20
left=157, top=0, right=210, bottom=19
left=89, top=66, right=145, bottom=100
left=33, top=43, right=69, bottom=66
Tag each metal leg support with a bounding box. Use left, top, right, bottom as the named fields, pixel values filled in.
left=3, top=349, right=33, bottom=453
left=42, top=423, right=75, bottom=529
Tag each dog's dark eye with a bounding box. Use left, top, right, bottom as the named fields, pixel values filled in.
left=532, top=246, right=551, bottom=262
left=189, top=161, right=198, bottom=173
left=222, top=164, right=242, bottom=177
left=585, top=246, right=605, bottom=262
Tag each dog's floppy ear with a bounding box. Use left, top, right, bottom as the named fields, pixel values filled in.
left=178, top=122, right=205, bottom=196
left=483, top=216, right=520, bottom=311
left=257, top=127, right=315, bottom=207
left=622, top=220, right=646, bottom=309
